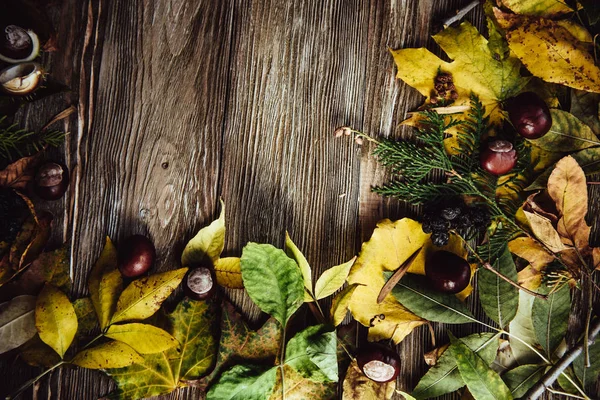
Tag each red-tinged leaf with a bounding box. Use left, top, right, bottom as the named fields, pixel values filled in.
left=0, top=154, right=41, bottom=189
left=270, top=365, right=337, bottom=400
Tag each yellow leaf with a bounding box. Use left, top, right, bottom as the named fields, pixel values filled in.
left=522, top=211, right=566, bottom=252
left=517, top=265, right=543, bottom=291
left=72, top=340, right=143, bottom=369
left=342, top=359, right=396, bottom=400
left=347, top=218, right=469, bottom=344
left=330, top=284, right=360, bottom=327
left=391, top=22, right=528, bottom=124
left=35, top=285, right=77, bottom=358
left=547, top=156, right=591, bottom=247
left=314, top=257, right=356, bottom=300
left=508, top=237, right=554, bottom=271
left=110, top=268, right=188, bottom=324
left=498, top=0, right=573, bottom=17
left=88, top=237, right=122, bottom=329
left=214, top=257, right=243, bottom=289
left=285, top=232, right=313, bottom=301
left=182, top=199, right=225, bottom=267
left=499, top=13, right=600, bottom=93
left=105, top=323, right=178, bottom=354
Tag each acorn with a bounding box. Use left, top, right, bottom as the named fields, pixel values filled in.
left=505, top=92, right=552, bottom=139
left=480, top=140, right=517, bottom=176
left=34, top=161, right=69, bottom=201
left=356, top=343, right=401, bottom=383
left=425, top=250, right=471, bottom=294
left=0, top=25, right=40, bottom=64
left=183, top=267, right=216, bottom=301
left=118, top=235, right=156, bottom=278
left=0, top=62, right=43, bottom=95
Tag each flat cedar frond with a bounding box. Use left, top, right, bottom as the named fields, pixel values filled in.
left=477, top=223, right=521, bottom=261
left=0, top=116, right=65, bottom=162
left=373, top=179, right=472, bottom=205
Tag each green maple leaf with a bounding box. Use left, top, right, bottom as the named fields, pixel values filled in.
left=106, top=298, right=218, bottom=399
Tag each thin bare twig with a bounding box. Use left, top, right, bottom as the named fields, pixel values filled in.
left=442, top=0, right=481, bottom=27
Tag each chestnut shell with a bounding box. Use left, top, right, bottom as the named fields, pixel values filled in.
left=118, top=235, right=156, bottom=278
left=183, top=267, right=216, bottom=301
left=356, top=343, right=401, bottom=383
left=425, top=250, right=471, bottom=294
left=34, top=162, right=69, bottom=201
left=505, top=92, right=552, bottom=139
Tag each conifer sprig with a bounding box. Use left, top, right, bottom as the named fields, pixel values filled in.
left=0, top=116, right=65, bottom=162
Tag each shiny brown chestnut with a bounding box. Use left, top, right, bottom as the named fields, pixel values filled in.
left=34, top=162, right=69, bottom=201
left=183, top=267, right=216, bottom=301
left=425, top=250, right=471, bottom=294
left=118, top=235, right=156, bottom=278
left=480, top=140, right=517, bottom=176
left=356, top=343, right=401, bottom=383
left=505, top=92, right=552, bottom=139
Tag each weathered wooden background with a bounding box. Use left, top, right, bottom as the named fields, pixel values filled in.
left=1, top=0, right=592, bottom=399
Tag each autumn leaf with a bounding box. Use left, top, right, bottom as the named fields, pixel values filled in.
left=0, top=153, right=41, bottom=189
left=522, top=210, right=566, bottom=252
left=109, top=267, right=187, bottom=324
left=342, top=359, right=395, bottom=400
left=215, top=257, right=243, bottom=289
left=347, top=218, right=469, bottom=344
left=0, top=295, right=37, bottom=354
left=72, top=341, right=143, bottom=369
left=495, top=10, right=600, bottom=92
left=270, top=365, right=337, bottom=400
left=314, top=257, right=356, bottom=300
left=285, top=232, right=313, bottom=302
left=498, top=0, right=573, bottom=17
left=105, top=323, right=179, bottom=354
left=88, top=237, right=122, bottom=329
left=73, top=297, right=97, bottom=335
left=35, top=284, right=77, bottom=358
left=182, top=199, right=225, bottom=268
left=571, top=90, right=600, bottom=135
left=330, top=284, right=359, bottom=327
left=547, top=156, right=590, bottom=248
left=107, top=298, right=218, bottom=399
left=19, top=334, right=61, bottom=367
left=391, top=22, right=528, bottom=124
left=529, top=110, right=600, bottom=153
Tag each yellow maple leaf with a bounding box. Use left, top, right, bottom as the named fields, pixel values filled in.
left=347, top=218, right=471, bottom=344
left=498, top=0, right=573, bottom=18
left=391, top=22, right=528, bottom=125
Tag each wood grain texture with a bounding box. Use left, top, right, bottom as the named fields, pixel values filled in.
left=0, top=0, right=594, bottom=399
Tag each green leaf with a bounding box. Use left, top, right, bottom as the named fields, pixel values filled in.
left=557, top=367, right=581, bottom=395
left=450, top=337, right=513, bottom=400
left=527, top=147, right=600, bottom=191
left=390, top=273, right=475, bottom=324
left=570, top=89, right=600, bottom=135
left=397, top=391, right=416, bottom=400
left=573, top=335, right=600, bottom=391
left=330, top=284, right=359, bottom=326
left=532, top=283, right=570, bottom=356
left=477, top=246, right=518, bottom=328
left=110, top=267, right=187, bottom=324
left=412, top=333, right=500, bottom=399
left=72, top=340, right=143, bottom=369
left=508, top=291, right=540, bottom=365
left=314, top=257, right=356, bottom=300
left=0, top=295, right=37, bottom=354
left=35, top=284, right=77, bottom=358
left=107, top=298, right=218, bottom=399
left=105, top=323, right=178, bottom=354
left=285, top=232, right=313, bottom=302
left=88, top=237, right=122, bottom=329
left=207, top=364, right=278, bottom=400
left=182, top=199, right=225, bottom=267
left=73, top=297, right=97, bottom=335
left=502, top=364, right=545, bottom=398
left=530, top=110, right=600, bottom=152
left=285, top=325, right=338, bottom=382
left=240, top=243, right=304, bottom=326
left=271, top=365, right=337, bottom=400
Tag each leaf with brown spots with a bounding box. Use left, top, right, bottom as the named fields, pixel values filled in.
left=72, top=341, right=143, bottom=369
left=270, top=365, right=337, bottom=400
left=342, top=359, right=395, bottom=400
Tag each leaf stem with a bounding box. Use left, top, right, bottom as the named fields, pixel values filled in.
left=6, top=361, right=66, bottom=400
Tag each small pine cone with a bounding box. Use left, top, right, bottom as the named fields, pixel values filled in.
left=446, top=83, right=456, bottom=91
left=434, top=82, right=446, bottom=93
left=436, top=73, right=453, bottom=83
left=449, top=90, right=458, bottom=100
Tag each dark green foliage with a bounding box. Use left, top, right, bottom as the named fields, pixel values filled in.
left=0, top=116, right=65, bottom=163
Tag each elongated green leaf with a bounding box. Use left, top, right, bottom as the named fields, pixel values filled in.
left=573, top=335, right=600, bottom=391
left=285, top=325, right=338, bottom=383
left=207, top=364, right=278, bottom=400
left=72, top=340, right=143, bottom=369
left=508, top=291, right=539, bottom=365
left=530, top=110, right=599, bottom=152
left=105, top=323, right=178, bottom=354
left=110, top=268, right=187, bottom=324
left=88, top=237, right=122, bottom=329
left=390, top=273, right=475, bottom=324
left=502, top=364, right=545, bottom=398
left=240, top=243, right=304, bottom=326
left=314, top=257, right=356, bottom=300
left=285, top=232, right=313, bottom=302
left=330, top=284, right=359, bottom=326
left=478, top=246, right=518, bottom=328
left=182, top=199, right=225, bottom=267
left=450, top=338, right=513, bottom=400
left=0, top=295, right=37, bottom=354
left=412, top=333, right=499, bottom=399
left=571, top=90, right=600, bottom=135
left=532, top=283, right=570, bottom=356
left=35, top=284, right=77, bottom=358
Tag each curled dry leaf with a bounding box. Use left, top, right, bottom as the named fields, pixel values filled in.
left=0, top=153, right=41, bottom=189
left=0, top=295, right=37, bottom=354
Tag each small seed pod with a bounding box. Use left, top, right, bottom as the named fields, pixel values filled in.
left=356, top=343, right=401, bottom=383
left=480, top=140, right=517, bottom=176
left=34, top=161, right=69, bottom=201
left=184, top=267, right=216, bottom=301
left=118, top=235, right=156, bottom=278
left=0, top=25, right=40, bottom=64
left=0, top=62, right=43, bottom=95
